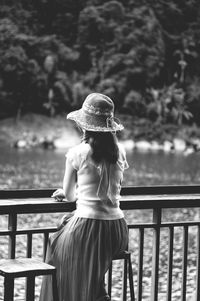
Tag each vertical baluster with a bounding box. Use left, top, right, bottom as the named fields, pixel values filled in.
left=181, top=226, right=188, bottom=301
left=43, top=232, right=49, bottom=261
left=137, top=227, right=144, bottom=301
left=8, top=213, right=17, bottom=259
left=151, top=208, right=161, bottom=301
left=195, top=225, right=200, bottom=301
left=167, top=226, right=174, bottom=301
left=27, top=233, right=32, bottom=258
left=26, top=232, right=33, bottom=300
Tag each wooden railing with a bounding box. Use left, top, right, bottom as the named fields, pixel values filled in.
left=1, top=185, right=200, bottom=301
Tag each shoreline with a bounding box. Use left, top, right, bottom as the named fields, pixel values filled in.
left=1, top=113, right=200, bottom=155
left=0, top=113, right=81, bottom=149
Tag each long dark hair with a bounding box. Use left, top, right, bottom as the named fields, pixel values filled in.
left=83, top=131, right=119, bottom=164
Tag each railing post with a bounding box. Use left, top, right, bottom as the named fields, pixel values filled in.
left=195, top=225, right=200, bottom=301
left=8, top=213, right=17, bottom=259
left=137, top=228, right=144, bottom=301
left=181, top=225, right=188, bottom=301
left=151, top=207, right=161, bottom=301
left=167, top=226, right=174, bottom=301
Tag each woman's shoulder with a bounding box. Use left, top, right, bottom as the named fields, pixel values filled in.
left=66, top=142, right=90, bottom=158
left=65, top=142, right=91, bottom=170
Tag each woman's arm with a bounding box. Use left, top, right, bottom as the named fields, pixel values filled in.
left=52, top=159, right=77, bottom=202
left=62, top=159, right=77, bottom=202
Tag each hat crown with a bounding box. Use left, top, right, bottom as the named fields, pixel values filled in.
left=67, top=92, right=124, bottom=132
left=83, top=93, right=114, bottom=116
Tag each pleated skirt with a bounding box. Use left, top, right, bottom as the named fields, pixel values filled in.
left=39, top=215, right=128, bottom=301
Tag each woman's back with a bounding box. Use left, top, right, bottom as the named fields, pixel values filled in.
left=66, top=141, right=128, bottom=219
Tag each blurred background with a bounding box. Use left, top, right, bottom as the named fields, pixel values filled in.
left=1, top=0, right=200, bottom=188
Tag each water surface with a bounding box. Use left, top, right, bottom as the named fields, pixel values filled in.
left=0, top=144, right=200, bottom=189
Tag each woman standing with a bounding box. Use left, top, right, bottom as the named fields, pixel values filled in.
left=40, top=93, right=129, bottom=301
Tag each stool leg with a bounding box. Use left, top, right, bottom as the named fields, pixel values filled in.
left=26, top=275, right=35, bottom=301
left=4, top=275, right=14, bottom=301
left=107, top=262, right=112, bottom=298
left=121, top=259, right=128, bottom=301
left=128, top=256, right=135, bottom=301
left=52, top=270, right=59, bottom=301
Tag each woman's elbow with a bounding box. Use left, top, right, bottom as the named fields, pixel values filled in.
left=63, top=190, right=76, bottom=202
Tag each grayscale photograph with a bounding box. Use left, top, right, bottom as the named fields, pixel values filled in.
left=0, top=1, right=200, bottom=300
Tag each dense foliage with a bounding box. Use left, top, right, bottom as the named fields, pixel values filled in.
left=1, top=0, right=200, bottom=129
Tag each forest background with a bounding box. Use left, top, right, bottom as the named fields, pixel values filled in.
left=1, top=0, right=200, bottom=144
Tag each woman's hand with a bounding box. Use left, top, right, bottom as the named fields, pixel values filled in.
left=51, top=188, right=65, bottom=201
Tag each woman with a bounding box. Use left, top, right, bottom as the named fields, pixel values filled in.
left=39, top=93, right=129, bottom=301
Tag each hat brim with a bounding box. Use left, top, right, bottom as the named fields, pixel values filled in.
left=67, top=109, right=124, bottom=132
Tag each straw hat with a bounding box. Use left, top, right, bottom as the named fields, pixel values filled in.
left=67, top=93, right=124, bottom=132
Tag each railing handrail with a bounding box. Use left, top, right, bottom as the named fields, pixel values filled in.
left=1, top=185, right=200, bottom=199
left=1, top=186, right=200, bottom=215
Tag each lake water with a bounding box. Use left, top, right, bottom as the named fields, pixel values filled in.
left=0, top=144, right=200, bottom=189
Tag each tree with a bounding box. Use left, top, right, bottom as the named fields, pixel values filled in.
left=1, top=0, right=200, bottom=125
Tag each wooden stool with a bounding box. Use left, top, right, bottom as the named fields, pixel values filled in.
left=107, top=250, right=135, bottom=301
left=0, top=258, right=58, bottom=301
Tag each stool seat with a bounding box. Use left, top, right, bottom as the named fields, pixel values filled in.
left=113, top=250, right=131, bottom=261
left=0, top=258, right=56, bottom=277
left=0, top=258, right=58, bottom=301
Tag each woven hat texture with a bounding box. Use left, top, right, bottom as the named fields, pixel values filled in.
left=67, top=93, right=123, bottom=132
